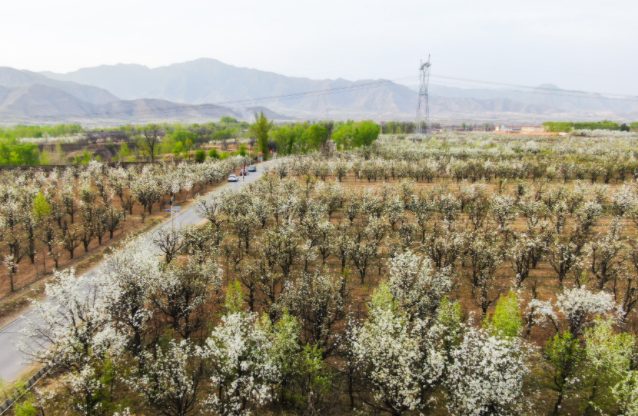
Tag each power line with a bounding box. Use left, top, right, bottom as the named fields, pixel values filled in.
left=30, top=76, right=420, bottom=121
left=216, top=76, right=418, bottom=106
left=429, top=79, right=638, bottom=103
left=430, top=75, right=638, bottom=100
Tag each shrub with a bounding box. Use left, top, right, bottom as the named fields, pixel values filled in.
left=194, top=149, right=206, bottom=163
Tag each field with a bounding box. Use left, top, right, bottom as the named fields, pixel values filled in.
left=11, top=131, right=638, bottom=416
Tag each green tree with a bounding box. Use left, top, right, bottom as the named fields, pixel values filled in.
left=0, top=142, right=11, bottom=165
left=73, top=149, right=92, bottom=164
left=249, top=112, right=273, bottom=159
left=486, top=291, right=523, bottom=338
left=13, top=392, right=38, bottom=416
left=304, top=124, right=329, bottom=150
left=574, top=120, right=620, bottom=130
left=208, top=147, right=220, bottom=159
left=172, top=141, right=184, bottom=157
left=332, top=121, right=379, bottom=150
left=33, top=192, right=52, bottom=219
left=542, top=332, right=584, bottom=415
left=140, top=124, right=162, bottom=162
left=184, top=138, right=194, bottom=159
left=543, top=121, right=574, bottom=133
left=116, top=142, right=131, bottom=161
left=352, top=120, right=380, bottom=148
left=54, top=142, right=66, bottom=164
left=225, top=280, right=245, bottom=313
left=194, top=149, right=206, bottom=163
left=582, top=319, right=636, bottom=414
left=39, top=150, right=51, bottom=165
left=234, top=144, right=248, bottom=156
left=162, top=130, right=197, bottom=155
left=272, top=125, right=299, bottom=155
left=220, top=116, right=239, bottom=124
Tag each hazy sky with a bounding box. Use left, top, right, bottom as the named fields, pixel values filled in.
left=2, top=0, right=637, bottom=95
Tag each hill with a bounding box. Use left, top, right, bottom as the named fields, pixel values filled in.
left=0, top=84, right=289, bottom=125
left=41, top=59, right=418, bottom=117
left=41, top=58, right=637, bottom=121
left=425, top=83, right=638, bottom=114
left=0, top=58, right=624, bottom=123
left=0, top=67, right=119, bottom=105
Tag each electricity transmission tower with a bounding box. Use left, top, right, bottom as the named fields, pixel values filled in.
left=414, top=56, right=431, bottom=139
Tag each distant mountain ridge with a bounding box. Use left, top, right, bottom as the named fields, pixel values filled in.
left=0, top=58, right=632, bottom=124
left=424, top=83, right=638, bottom=113
left=40, top=58, right=636, bottom=121
left=0, top=83, right=288, bottom=124
left=0, top=67, right=119, bottom=105
left=41, top=59, right=419, bottom=116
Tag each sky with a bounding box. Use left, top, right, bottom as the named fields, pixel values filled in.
left=2, top=0, right=637, bottom=95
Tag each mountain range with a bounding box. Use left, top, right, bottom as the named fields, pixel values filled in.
left=0, top=58, right=635, bottom=125
left=427, top=83, right=638, bottom=114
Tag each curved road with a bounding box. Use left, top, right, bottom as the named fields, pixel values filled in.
left=0, top=162, right=271, bottom=381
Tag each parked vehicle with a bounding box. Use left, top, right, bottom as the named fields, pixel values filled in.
left=228, top=174, right=238, bottom=182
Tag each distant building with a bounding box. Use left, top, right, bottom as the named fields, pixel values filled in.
left=495, top=125, right=520, bottom=131
left=495, top=125, right=543, bottom=133
left=86, top=131, right=130, bottom=142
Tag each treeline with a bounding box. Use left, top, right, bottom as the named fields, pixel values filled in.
left=0, top=124, right=84, bottom=140
left=0, top=119, right=251, bottom=166
left=0, top=140, right=43, bottom=165
left=96, top=117, right=249, bottom=158
left=0, top=124, right=85, bottom=166
left=95, top=117, right=248, bottom=144
left=380, top=122, right=446, bottom=134
left=543, top=120, right=638, bottom=132
left=271, top=120, right=380, bottom=155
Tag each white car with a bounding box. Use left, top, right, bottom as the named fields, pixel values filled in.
left=228, top=174, right=238, bottom=182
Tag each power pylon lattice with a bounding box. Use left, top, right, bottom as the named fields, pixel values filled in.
left=414, top=56, right=431, bottom=139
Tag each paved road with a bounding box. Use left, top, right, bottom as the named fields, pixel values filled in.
left=0, top=162, right=272, bottom=381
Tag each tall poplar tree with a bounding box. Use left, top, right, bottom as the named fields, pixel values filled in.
left=249, top=111, right=273, bottom=159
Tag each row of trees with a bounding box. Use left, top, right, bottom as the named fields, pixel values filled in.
left=0, top=124, right=84, bottom=140
left=0, top=156, right=249, bottom=295
left=271, top=131, right=638, bottom=185
left=543, top=120, right=638, bottom=133
left=270, top=151, right=638, bottom=186
left=269, top=119, right=381, bottom=156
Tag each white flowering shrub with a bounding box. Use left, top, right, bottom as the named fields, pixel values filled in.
left=128, top=339, right=206, bottom=416
left=204, top=311, right=291, bottom=416
left=388, top=250, right=452, bottom=321
left=350, top=285, right=445, bottom=414
left=445, top=327, right=531, bottom=416
left=21, top=269, right=125, bottom=415
left=533, top=286, right=617, bottom=336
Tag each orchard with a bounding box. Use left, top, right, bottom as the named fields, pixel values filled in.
left=16, top=131, right=638, bottom=415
